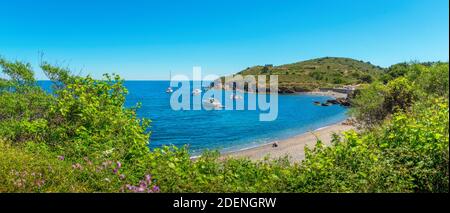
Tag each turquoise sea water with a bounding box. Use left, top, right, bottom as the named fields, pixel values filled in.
left=39, top=81, right=348, bottom=155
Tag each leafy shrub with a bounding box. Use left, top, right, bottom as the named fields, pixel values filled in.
left=295, top=98, right=448, bottom=192
left=384, top=77, right=416, bottom=113
left=1, top=58, right=155, bottom=190
left=351, top=62, right=448, bottom=128
left=408, top=62, right=449, bottom=98
left=358, top=73, right=373, bottom=83
left=350, top=82, right=389, bottom=127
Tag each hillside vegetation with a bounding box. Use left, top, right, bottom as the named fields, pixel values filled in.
left=0, top=56, right=448, bottom=192
left=230, top=57, right=385, bottom=91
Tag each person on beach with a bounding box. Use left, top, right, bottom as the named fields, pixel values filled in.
left=272, top=142, right=279, bottom=148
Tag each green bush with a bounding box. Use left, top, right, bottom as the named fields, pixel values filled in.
left=358, top=73, right=373, bottom=83
left=384, top=77, right=416, bottom=113
left=295, top=98, right=448, bottom=192
left=1, top=58, right=156, bottom=191
left=408, top=63, right=449, bottom=98
left=350, top=62, right=448, bottom=128
left=350, top=82, right=389, bottom=127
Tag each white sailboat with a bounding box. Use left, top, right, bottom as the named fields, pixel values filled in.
left=192, top=88, right=202, bottom=96
left=166, top=71, right=173, bottom=93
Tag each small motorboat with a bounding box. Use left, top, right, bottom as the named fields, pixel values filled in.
left=230, top=94, right=243, bottom=100
left=313, top=101, right=321, bottom=106
left=203, top=98, right=223, bottom=109
left=321, top=102, right=332, bottom=106
left=192, top=88, right=202, bottom=96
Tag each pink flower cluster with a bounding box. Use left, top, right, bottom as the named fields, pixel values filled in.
left=10, top=170, right=45, bottom=189
left=122, top=174, right=160, bottom=193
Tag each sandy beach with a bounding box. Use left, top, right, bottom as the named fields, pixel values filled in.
left=299, top=91, right=348, bottom=99
left=216, top=88, right=349, bottom=99
left=222, top=122, right=355, bottom=163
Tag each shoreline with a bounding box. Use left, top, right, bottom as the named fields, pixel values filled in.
left=210, top=87, right=348, bottom=99
left=219, top=120, right=355, bottom=163
left=297, top=90, right=348, bottom=99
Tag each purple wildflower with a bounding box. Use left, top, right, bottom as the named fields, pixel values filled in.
left=116, top=161, right=122, bottom=169
left=152, top=186, right=160, bottom=193
left=35, top=179, right=45, bottom=187
left=139, top=180, right=147, bottom=188
left=137, top=187, right=146, bottom=192
left=57, top=155, right=65, bottom=161
left=145, top=174, right=152, bottom=184
left=72, top=163, right=83, bottom=170
left=126, top=184, right=133, bottom=190
left=123, top=174, right=157, bottom=193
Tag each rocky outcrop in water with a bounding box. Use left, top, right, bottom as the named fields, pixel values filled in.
left=324, top=97, right=351, bottom=107
left=278, top=87, right=296, bottom=94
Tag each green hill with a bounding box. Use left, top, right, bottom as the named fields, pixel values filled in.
left=227, top=57, right=385, bottom=92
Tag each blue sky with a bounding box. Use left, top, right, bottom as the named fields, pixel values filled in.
left=0, top=0, right=448, bottom=80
